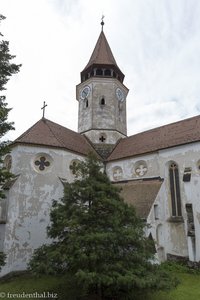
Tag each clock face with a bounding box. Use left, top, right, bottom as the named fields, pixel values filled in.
left=81, top=86, right=90, bottom=100
left=116, top=88, right=124, bottom=102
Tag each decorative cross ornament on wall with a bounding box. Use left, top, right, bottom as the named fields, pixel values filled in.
left=99, top=135, right=106, bottom=142
left=35, top=156, right=50, bottom=171
left=70, top=161, right=77, bottom=174
left=135, top=164, right=147, bottom=176
left=113, top=167, right=123, bottom=181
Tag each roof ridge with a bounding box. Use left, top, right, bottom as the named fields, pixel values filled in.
left=13, top=118, right=96, bottom=156
left=44, top=119, right=98, bottom=153
left=44, top=119, right=66, bottom=148
left=82, top=30, right=117, bottom=71
left=43, top=118, right=78, bottom=134
left=81, top=134, right=103, bottom=160
left=14, top=118, right=44, bottom=142
left=108, top=113, right=200, bottom=161
left=101, top=31, right=117, bottom=64
left=127, top=113, right=200, bottom=140
left=106, top=137, right=123, bottom=161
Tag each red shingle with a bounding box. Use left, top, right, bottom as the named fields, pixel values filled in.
left=114, top=179, right=163, bottom=218
left=13, top=118, right=94, bottom=156
left=108, top=114, right=200, bottom=161
left=82, top=31, right=118, bottom=71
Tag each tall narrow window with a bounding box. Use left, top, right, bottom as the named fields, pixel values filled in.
left=169, top=163, right=182, bottom=216
left=154, top=204, right=159, bottom=220
left=100, top=97, right=105, bottom=106
left=85, top=99, right=88, bottom=108
left=0, top=199, right=7, bottom=223
left=185, top=204, right=195, bottom=237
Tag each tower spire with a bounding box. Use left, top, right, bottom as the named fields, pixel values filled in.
left=80, top=19, right=125, bottom=83
left=101, top=15, right=105, bottom=31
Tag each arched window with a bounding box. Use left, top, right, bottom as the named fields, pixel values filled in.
left=169, top=162, right=182, bottom=216
left=84, top=99, right=88, bottom=108
left=100, top=97, right=105, bottom=106
left=3, top=155, right=12, bottom=171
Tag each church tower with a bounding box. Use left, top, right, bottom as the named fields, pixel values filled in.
left=76, top=21, right=129, bottom=158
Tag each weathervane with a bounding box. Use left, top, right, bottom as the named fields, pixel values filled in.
left=101, top=14, right=105, bottom=31
left=41, top=101, right=47, bottom=118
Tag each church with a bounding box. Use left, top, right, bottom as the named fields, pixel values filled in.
left=0, top=21, right=200, bottom=276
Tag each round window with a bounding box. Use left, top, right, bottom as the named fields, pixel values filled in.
left=33, top=153, right=53, bottom=173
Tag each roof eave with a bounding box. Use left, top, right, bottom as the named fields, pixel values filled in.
left=11, top=140, right=94, bottom=157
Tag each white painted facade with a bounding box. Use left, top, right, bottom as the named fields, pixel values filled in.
left=0, top=145, right=85, bottom=276
left=106, top=142, right=200, bottom=262
left=76, top=77, right=128, bottom=145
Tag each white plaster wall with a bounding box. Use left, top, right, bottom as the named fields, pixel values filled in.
left=76, top=77, right=128, bottom=143
left=84, top=129, right=125, bottom=144
left=0, top=145, right=85, bottom=276
left=2, top=139, right=200, bottom=276
left=159, top=143, right=200, bottom=261
left=106, top=153, right=159, bottom=182
left=147, top=185, right=167, bottom=261
left=106, top=141, right=200, bottom=262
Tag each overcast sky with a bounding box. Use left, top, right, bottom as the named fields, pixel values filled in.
left=1, top=0, right=200, bottom=140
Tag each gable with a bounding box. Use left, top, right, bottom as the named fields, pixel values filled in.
left=12, top=118, right=96, bottom=156
left=114, top=179, right=163, bottom=219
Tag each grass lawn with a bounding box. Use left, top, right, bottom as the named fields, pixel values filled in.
left=148, top=270, right=200, bottom=300
left=0, top=267, right=199, bottom=299
left=0, top=273, right=66, bottom=300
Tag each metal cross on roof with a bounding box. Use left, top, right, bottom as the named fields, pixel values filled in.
left=41, top=101, right=47, bottom=118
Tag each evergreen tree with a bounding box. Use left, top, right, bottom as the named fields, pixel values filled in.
left=0, top=14, right=21, bottom=269
left=30, top=154, right=177, bottom=299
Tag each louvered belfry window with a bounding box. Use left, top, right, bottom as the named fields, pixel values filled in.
left=169, top=163, right=182, bottom=216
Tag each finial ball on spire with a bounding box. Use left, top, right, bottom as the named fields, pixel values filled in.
left=101, top=15, right=105, bottom=30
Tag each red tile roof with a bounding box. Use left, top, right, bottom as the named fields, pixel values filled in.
left=82, top=31, right=118, bottom=71
left=13, top=118, right=94, bottom=156
left=12, top=113, right=200, bottom=161
left=107, top=114, right=200, bottom=161
left=114, top=178, right=163, bottom=219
